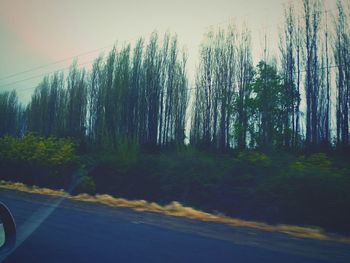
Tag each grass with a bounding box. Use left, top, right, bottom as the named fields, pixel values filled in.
left=1, top=180, right=349, bottom=244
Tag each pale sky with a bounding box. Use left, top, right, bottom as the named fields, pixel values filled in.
left=0, top=0, right=334, bottom=104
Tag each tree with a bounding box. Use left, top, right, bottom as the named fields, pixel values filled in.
left=0, top=90, right=23, bottom=136
left=303, top=0, right=323, bottom=148
left=236, top=26, right=253, bottom=149
left=191, top=26, right=238, bottom=150
left=335, top=0, right=350, bottom=148
left=249, top=61, right=285, bottom=151
left=280, top=4, right=299, bottom=149
left=66, top=61, right=87, bottom=138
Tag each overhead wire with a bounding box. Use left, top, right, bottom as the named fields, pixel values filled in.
left=0, top=3, right=341, bottom=94
left=0, top=32, right=155, bottom=90
left=0, top=44, right=114, bottom=82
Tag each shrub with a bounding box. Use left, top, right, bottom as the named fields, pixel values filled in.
left=0, top=133, right=78, bottom=188
left=288, top=153, right=334, bottom=178
left=76, top=176, right=96, bottom=194
left=0, top=133, right=76, bottom=165
left=237, top=150, right=271, bottom=166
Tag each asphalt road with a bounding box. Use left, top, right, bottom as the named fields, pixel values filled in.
left=0, top=189, right=349, bottom=263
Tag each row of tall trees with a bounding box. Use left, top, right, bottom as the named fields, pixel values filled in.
left=191, top=25, right=293, bottom=151
left=87, top=33, right=188, bottom=149
left=27, top=71, right=85, bottom=138
left=191, top=0, right=350, bottom=151
left=0, top=90, right=24, bottom=136
left=24, top=32, right=188, bottom=150
left=335, top=0, right=350, bottom=148
left=279, top=0, right=350, bottom=149
left=190, top=26, right=254, bottom=150
left=1, top=0, right=350, bottom=151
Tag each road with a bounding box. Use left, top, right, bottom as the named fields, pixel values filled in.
left=0, top=189, right=349, bottom=263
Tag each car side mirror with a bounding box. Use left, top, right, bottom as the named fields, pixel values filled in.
left=0, top=202, right=16, bottom=251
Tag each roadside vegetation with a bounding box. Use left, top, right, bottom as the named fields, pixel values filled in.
left=1, top=134, right=350, bottom=236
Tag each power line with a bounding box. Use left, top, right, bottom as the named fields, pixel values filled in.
left=0, top=58, right=99, bottom=89
left=191, top=64, right=346, bottom=92
left=12, top=59, right=98, bottom=93
left=0, top=44, right=113, bottom=82
left=0, top=32, right=156, bottom=84
left=13, top=59, right=346, bottom=95
left=0, top=5, right=340, bottom=93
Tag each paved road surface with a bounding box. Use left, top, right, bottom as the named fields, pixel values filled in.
left=0, top=189, right=349, bottom=263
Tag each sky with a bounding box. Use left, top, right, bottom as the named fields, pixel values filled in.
left=0, top=0, right=333, bottom=104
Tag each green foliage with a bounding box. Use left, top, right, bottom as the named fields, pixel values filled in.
left=237, top=150, right=271, bottom=166
left=76, top=176, right=96, bottom=194
left=1, top=135, right=349, bottom=233
left=288, top=153, right=333, bottom=177
left=115, top=141, right=140, bottom=166
left=0, top=133, right=76, bottom=166
left=84, top=148, right=350, bottom=235
left=156, top=149, right=229, bottom=204
left=0, top=134, right=79, bottom=189
left=248, top=61, right=285, bottom=149
left=0, top=90, right=23, bottom=137
left=307, top=153, right=332, bottom=169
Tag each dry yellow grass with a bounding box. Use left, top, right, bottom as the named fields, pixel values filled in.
left=1, top=180, right=349, bottom=243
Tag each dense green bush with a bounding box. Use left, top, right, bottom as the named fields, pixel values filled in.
left=75, top=176, right=96, bottom=194
left=1, top=139, right=350, bottom=234
left=0, top=133, right=79, bottom=188
left=237, top=150, right=271, bottom=166
left=86, top=149, right=350, bottom=233
left=272, top=153, right=350, bottom=230
left=0, top=133, right=76, bottom=165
